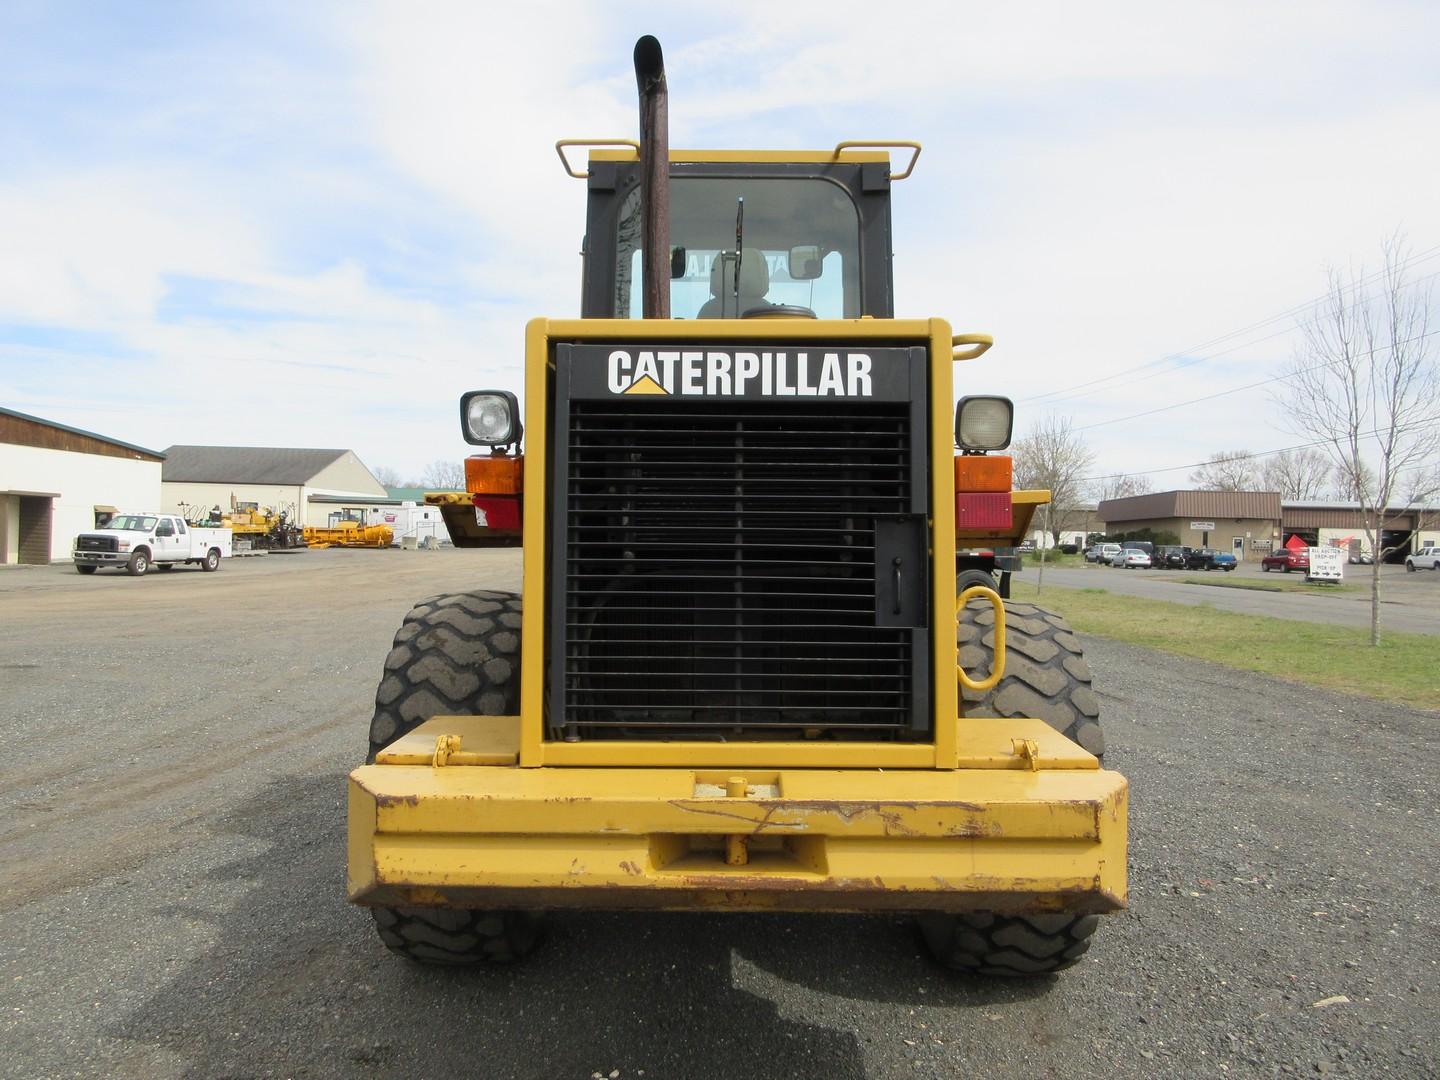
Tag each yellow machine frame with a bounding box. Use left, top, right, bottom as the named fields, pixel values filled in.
left=350, top=309, right=1129, bottom=916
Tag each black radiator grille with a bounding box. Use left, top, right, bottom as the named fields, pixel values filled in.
left=76, top=534, right=117, bottom=553
left=552, top=396, right=928, bottom=740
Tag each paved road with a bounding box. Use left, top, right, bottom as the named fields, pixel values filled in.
left=1, top=550, right=1436, bottom=1078
left=1029, top=561, right=1440, bottom=636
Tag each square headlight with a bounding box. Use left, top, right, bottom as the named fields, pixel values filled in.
left=955, top=395, right=1013, bottom=452
left=460, top=390, right=522, bottom=446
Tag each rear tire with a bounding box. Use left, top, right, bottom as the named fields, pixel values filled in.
left=370, top=908, right=543, bottom=966
left=367, top=590, right=523, bottom=759
left=958, top=597, right=1104, bottom=756
left=201, top=548, right=221, bottom=572
left=956, top=568, right=998, bottom=594
left=365, top=590, right=537, bottom=966
left=919, top=912, right=1101, bottom=977
left=940, top=597, right=1106, bottom=976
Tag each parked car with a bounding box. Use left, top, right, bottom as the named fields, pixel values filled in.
left=1116, top=548, right=1152, bottom=569
left=1261, top=548, right=1310, bottom=573
left=1406, top=544, right=1440, bottom=571
left=1154, top=545, right=1187, bottom=569
left=1097, top=543, right=1122, bottom=564
left=1084, top=544, right=1104, bottom=562
left=1183, top=548, right=1234, bottom=571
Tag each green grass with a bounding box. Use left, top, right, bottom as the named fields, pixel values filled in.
left=1011, top=580, right=1440, bottom=711
left=1021, top=550, right=1088, bottom=568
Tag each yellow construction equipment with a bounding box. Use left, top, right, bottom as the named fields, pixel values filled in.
left=348, top=35, right=1127, bottom=976
left=221, top=503, right=305, bottom=550
left=302, top=521, right=392, bottom=549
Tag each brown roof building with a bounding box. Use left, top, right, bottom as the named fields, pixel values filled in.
left=1099, top=490, right=1439, bottom=563
left=1098, top=490, right=1282, bottom=560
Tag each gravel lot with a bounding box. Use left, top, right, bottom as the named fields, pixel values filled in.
left=1, top=549, right=1436, bottom=1079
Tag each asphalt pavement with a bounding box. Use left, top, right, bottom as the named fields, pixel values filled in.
left=1030, top=560, right=1440, bottom=636
left=1, top=549, right=1436, bottom=1079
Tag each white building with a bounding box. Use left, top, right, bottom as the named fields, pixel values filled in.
left=161, top=446, right=388, bottom=528
left=0, top=406, right=164, bottom=564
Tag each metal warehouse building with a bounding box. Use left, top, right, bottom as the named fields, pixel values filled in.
left=1099, top=489, right=1439, bottom=563
left=1097, top=490, right=1283, bottom=561
left=0, top=407, right=164, bottom=565
left=160, top=445, right=388, bottom=529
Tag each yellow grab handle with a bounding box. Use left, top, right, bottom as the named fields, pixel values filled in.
left=952, top=333, right=993, bottom=362
left=555, top=139, right=642, bottom=179
left=956, top=585, right=1006, bottom=692
left=832, top=140, right=922, bottom=180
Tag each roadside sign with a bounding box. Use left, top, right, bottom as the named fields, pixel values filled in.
left=1190, top=521, right=1215, bottom=531
left=1307, top=546, right=1344, bottom=583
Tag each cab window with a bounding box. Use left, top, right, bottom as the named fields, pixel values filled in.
left=614, top=176, right=862, bottom=319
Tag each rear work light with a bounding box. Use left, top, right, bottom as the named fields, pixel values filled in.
left=955, top=395, right=1013, bottom=452
left=460, top=390, right=523, bottom=447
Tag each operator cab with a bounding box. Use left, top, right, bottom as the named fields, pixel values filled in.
left=575, top=149, right=907, bottom=320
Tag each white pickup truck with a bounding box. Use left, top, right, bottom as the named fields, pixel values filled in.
left=72, top=513, right=232, bottom=576
left=1406, top=543, right=1440, bottom=572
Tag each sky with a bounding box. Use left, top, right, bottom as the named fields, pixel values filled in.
left=3, top=1, right=1438, bottom=489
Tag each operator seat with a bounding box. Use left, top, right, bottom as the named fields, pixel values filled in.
left=697, top=247, right=773, bottom=318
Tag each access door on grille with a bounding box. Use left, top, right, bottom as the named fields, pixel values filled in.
left=547, top=343, right=930, bottom=742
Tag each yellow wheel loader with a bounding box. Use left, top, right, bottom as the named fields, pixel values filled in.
left=348, top=36, right=1127, bottom=976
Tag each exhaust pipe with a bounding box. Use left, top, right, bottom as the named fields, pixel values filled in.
left=634, top=35, right=670, bottom=319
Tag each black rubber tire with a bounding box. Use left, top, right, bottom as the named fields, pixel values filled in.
left=956, top=568, right=998, bottom=594
left=370, top=907, right=544, bottom=966
left=365, top=590, right=537, bottom=966
left=125, top=550, right=149, bottom=576
left=366, top=589, right=523, bottom=759
left=75, top=564, right=97, bottom=575
left=918, top=912, right=1101, bottom=976
left=957, top=597, right=1104, bottom=758
left=200, top=548, right=221, bottom=572
left=939, top=597, right=1107, bottom=977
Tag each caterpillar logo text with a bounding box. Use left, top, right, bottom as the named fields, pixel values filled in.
left=607, top=348, right=874, bottom=398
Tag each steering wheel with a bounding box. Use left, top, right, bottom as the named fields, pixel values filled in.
left=742, top=303, right=818, bottom=319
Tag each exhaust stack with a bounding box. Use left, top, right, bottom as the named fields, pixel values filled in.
left=633, top=35, right=670, bottom=319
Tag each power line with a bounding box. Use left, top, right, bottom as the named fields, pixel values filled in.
left=1020, top=244, right=1440, bottom=406
left=1079, top=414, right=1440, bottom=484
left=1072, top=327, right=1440, bottom=433
left=1027, top=267, right=1440, bottom=410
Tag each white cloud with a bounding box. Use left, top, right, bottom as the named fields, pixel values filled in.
left=2, top=0, right=1438, bottom=482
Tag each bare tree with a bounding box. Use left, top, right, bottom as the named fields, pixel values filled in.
left=1092, top=472, right=1153, bottom=502
left=1280, top=235, right=1440, bottom=645
left=1188, top=450, right=1258, bottom=491
left=1258, top=448, right=1331, bottom=499
left=420, top=460, right=466, bottom=490
left=372, top=464, right=408, bottom=489
left=1011, top=415, right=1095, bottom=548
left=1331, top=459, right=1374, bottom=501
